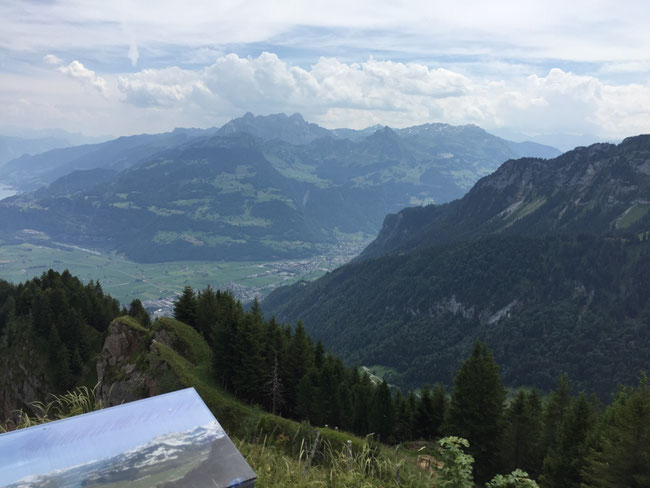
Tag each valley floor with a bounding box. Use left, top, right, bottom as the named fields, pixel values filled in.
left=0, top=237, right=371, bottom=312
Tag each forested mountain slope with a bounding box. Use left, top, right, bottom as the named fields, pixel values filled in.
left=360, top=135, right=650, bottom=260
left=0, top=114, right=560, bottom=262
left=263, top=136, right=650, bottom=396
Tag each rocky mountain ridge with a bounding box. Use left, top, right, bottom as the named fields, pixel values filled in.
left=361, top=135, right=650, bottom=260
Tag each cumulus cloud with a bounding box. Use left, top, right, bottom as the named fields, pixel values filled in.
left=113, top=52, right=650, bottom=140
left=117, top=52, right=472, bottom=119
left=43, top=54, right=62, bottom=65
left=117, top=67, right=210, bottom=107
left=58, top=61, right=108, bottom=97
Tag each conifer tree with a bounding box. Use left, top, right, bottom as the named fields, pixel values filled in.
left=503, top=389, right=543, bottom=478
left=541, top=374, right=572, bottom=458
left=352, top=372, right=373, bottom=435
left=369, top=380, right=395, bottom=443
left=211, top=291, right=243, bottom=389
left=285, top=321, right=314, bottom=415
left=541, top=392, right=596, bottom=488
left=265, top=353, right=285, bottom=416
left=231, top=315, right=265, bottom=403
left=414, top=384, right=436, bottom=440
left=195, top=286, right=218, bottom=338
left=393, top=389, right=412, bottom=442
left=581, top=374, right=650, bottom=488
left=431, top=382, right=449, bottom=439
left=173, top=285, right=197, bottom=327
left=295, top=367, right=320, bottom=424
left=336, top=382, right=354, bottom=432
left=314, top=339, right=325, bottom=369
left=128, top=299, right=151, bottom=328
left=249, top=297, right=263, bottom=325
left=448, top=340, right=506, bottom=484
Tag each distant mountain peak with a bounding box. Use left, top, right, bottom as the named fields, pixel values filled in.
left=217, top=112, right=329, bottom=145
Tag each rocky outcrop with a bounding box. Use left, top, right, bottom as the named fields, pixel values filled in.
left=96, top=317, right=175, bottom=407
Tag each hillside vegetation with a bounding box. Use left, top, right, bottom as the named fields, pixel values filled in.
left=263, top=136, right=650, bottom=397
left=0, top=113, right=559, bottom=262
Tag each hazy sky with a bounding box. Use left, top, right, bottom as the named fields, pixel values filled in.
left=1, top=0, right=650, bottom=143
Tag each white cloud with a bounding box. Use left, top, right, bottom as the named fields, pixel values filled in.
left=58, top=61, right=108, bottom=96
left=43, top=54, right=62, bottom=65
left=111, top=53, right=650, bottom=140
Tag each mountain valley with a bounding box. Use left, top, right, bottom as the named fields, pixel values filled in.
left=0, top=113, right=559, bottom=264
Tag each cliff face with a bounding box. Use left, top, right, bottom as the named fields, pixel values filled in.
left=96, top=317, right=177, bottom=406
left=95, top=316, right=211, bottom=407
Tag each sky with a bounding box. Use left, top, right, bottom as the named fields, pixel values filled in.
left=1, top=0, right=650, bottom=148
left=0, top=388, right=223, bottom=485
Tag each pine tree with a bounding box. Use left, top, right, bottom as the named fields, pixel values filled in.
left=448, top=340, right=506, bottom=484
left=285, top=321, right=314, bottom=416
left=541, top=374, right=572, bottom=458
left=431, top=382, right=449, bottom=439
left=352, top=372, right=373, bottom=435
left=369, top=380, right=395, bottom=443
left=173, top=285, right=197, bottom=327
left=541, top=392, right=596, bottom=488
left=314, top=339, right=325, bottom=369
left=265, top=353, right=285, bottom=416
left=414, top=384, right=436, bottom=440
left=581, top=374, right=650, bottom=488
left=231, top=315, right=265, bottom=403
left=128, top=299, right=151, bottom=328
left=393, top=389, right=412, bottom=442
left=211, top=291, right=243, bottom=389
left=336, top=382, right=354, bottom=432
left=295, top=367, right=320, bottom=424
left=195, top=286, right=218, bottom=339
left=503, top=389, right=543, bottom=478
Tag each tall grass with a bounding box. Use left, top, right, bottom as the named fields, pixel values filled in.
left=239, top=432, right=432, bottom=488
left=0, top=384, right=102, bottom=433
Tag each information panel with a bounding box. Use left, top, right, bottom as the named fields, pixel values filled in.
left=0, top=388, right=256, bottom=487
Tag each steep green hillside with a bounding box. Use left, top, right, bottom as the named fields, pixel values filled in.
left=361, top=136, right=650, bottom=260
left=263, top=136, right=650, bottom=397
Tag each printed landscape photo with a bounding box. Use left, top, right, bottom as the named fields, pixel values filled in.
left=0, top=389, right=255, bottom=488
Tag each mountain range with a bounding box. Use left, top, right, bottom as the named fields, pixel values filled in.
left=262, top=135, right=650, bottom=397
left=0, top=113, right=559, bottom=262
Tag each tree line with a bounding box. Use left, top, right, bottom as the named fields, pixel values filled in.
left=0, top=272, right=647, bottom=486
left=0, top=270, right=120, bottom=391
left=172, top=284, right=650, bottom=487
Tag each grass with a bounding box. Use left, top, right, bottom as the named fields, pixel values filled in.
left=0, top=243, right=337, bottom=306
left=616, top=203, right=650, bottom=229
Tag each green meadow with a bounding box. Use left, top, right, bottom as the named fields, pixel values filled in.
left=0, top=243, right=333, bottom=306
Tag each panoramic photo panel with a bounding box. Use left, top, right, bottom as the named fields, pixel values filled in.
left=0, top=388, right=256, bottom=488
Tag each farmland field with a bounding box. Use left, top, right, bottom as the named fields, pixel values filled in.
left=0, top=239, right=368, bottom=310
